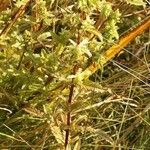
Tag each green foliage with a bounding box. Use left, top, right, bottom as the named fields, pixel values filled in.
left=0, top=0, right=149, bottom=149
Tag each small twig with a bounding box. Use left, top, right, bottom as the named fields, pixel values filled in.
left=123, top=7, right=150, bottom=17
left=0, top=0, right=31, bottom=37
left=16, top=48, right=25, bottom=70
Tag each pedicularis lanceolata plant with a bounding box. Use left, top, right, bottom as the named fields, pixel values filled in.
left=0, top=0, right=149, bottom=149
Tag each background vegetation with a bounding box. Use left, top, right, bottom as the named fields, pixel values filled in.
left=0, top=0, right=150, bottom=149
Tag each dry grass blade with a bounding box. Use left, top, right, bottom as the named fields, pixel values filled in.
left=117, top=101, right=150, bottom=144
left=75, top=96, right=135, bottom=113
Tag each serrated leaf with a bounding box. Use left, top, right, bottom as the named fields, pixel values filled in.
left=37, top=32, right=51, bottom=42
left=51, top=125, right=64, bottom=144
left=73, top=139, right=81, bottom=150
left=87, top=28, right=103, bottom=42
left=79, top=39, right=92, bottom=57
left=66, top=144, right=72, bottom=150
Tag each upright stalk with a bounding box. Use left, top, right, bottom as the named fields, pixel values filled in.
left=64, top=82, right=75, bottom=148
left=64, top=65, right=77, bottom=148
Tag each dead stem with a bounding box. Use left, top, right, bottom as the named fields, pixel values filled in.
left=0, top=0, right=31, bottom=37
